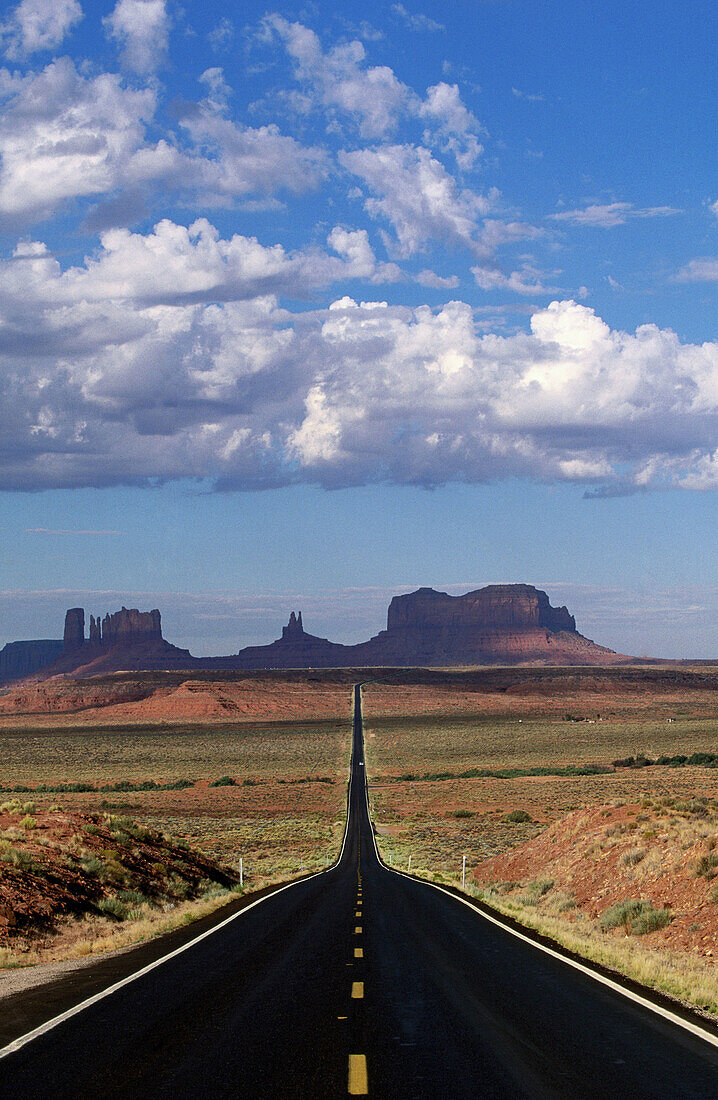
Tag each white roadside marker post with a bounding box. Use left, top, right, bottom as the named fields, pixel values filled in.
left=408, top=855, right=412, bottom=873
left=462, top=855, right=466, bottom=891
left=240, top=857, right=243, bottom=888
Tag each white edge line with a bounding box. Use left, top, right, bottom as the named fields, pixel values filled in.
left=359, top=690, right=718, bottom=1053
left=0, top=694, right=358, bottom=1063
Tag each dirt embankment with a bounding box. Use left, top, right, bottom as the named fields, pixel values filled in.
left=0, top=672, right=355, bottom=724
left=475, top=796, right=718, bottom=957
left=0, top=800, right=238, bottom=950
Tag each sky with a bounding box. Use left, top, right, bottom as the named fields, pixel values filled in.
left=0, top=0, right=716, bottom=657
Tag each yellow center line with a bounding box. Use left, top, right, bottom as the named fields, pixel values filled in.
left=338, top=1015, right=348, bottom=1020
left=354, top=947, right=363, bottom=958
left=348, top=1054, right=368, bottom=1095
left=351, top=981, right=364, bottom=999
left=354, top=926, right=362, bottom=934
left=355, top=910, right=361, bottom=917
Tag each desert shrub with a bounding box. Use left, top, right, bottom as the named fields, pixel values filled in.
left=612, top=755, right=653, bottom=768
left=622, top=849, right=646, bottom=866
left=0, top=800, right=23, bottom=813
left=0, top=844, right=38, bottom=872
left=117, top=889, right=151, bottom=907
left=453, top=809, right=474, bottom=819
left=527, top=879, right=554, bottom=897
left=632, top=907, right=673, bottom=935
left=81, top=855, right=104, bottom=876
left=505, top=809, right=532, bottom=823
left=210, top=776, right=236, bottom=787
left=694, top=853, right=718, bottom=879
left=110, top=829, right=134, bottom=846
left=20, top=815, right=37, bottom=830
left=168, top=874, right=192, bottom=899
left=82, top=824, right=101, bottom=836
left=709, top=884, right=718, bottom=904
left=97, top=897, right=128, bottom=920
left=600, top=899, right=672, bottom=935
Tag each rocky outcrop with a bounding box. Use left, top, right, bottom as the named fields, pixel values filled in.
left=216, top=586, right=612, bottom=669
left=63, top=608, right=85, bottom=651
left=0, top=640, right=64, bottom=683
left=63, top=606, right=162, bottom=650
left=385, top=585, right=576, bottom=635
left=353, top=585, right=588, bottom=665
left=8, top=585, right=621, bottom=681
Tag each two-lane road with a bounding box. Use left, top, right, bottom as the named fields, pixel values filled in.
left=2, top=685, right=718, bottom=1097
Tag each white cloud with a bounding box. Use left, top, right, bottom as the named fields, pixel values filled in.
left=208, top=17, right=233, bottom=52
left=0, top=58, right=328, bottom=224
left=416, top=270, right=460, bottom=289
left=550, top=202, right=680, bottom=228
left=675, top=258, right=718, bottom=283
left=0, top=228, right=716, bottom=497
left=390, top=4, right=444, bottom=33
left=0, top=58, right=156, bottom=222
left=340, top=144, right=491, bottom=256
left=176, top=104, right=328, bottom=204
left=511, top=87, right=545, bottom=102
left=0, top=0, right=82, bottom=58
left=104, top=0, right=169, bottom=75
left=266, top=14, right=412, bottom=138
left=472, top=262, right=554, bottom=295
left=420, top=82, right=483, bottom=169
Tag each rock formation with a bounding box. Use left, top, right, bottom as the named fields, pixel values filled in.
left=0, top=640, right=64, bottom=683
left=223, top=585, right=615, bottom=669
left=7, top=585, right=622, bottom=681
left=63, top=608, right=85, bottom=651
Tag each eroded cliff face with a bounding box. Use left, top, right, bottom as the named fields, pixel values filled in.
left=0, top=640, right=64, bottom=683
left=386, top=585, right=576, bottom=634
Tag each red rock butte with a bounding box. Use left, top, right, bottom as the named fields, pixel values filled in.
left=0, top=585, right=624, bottom=682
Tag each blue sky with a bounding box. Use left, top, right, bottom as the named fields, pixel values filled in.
left=0, top=0, right=716, bottom=656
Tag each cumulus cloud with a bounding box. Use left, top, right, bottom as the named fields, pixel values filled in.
left=0, top=58, right=157, bottom=222
left=0, top=227, right=716, bottom=496
left=0, top=58, right=327, bottom=225
left=266, top=14, right=411, bottom=138
left=550, top=202, right=680, bottom=228
left=265, top=13, right=481, bottom=165
left=340, top=144, right=491, bottom=256
left=104, top=0, right=169, bottom=75
left=419, top=82, right=483, bottom=169
left=416, top=270, right=460, bottom=289
left=0, top=0, right=82, bottom=58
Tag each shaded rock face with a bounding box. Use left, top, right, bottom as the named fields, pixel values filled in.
left=0, top=640, right=64, bottom=683
left=100, top=607, right=162, bottom=645
left=63, top=608, right=85, bottom=651
left=63, top=606, right=163, bottom=651
left=386, top=585, right=575, bottom=633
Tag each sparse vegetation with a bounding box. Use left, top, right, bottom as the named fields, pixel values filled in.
left=505, top=809, right=532, bottom=823
left=599, top=900, right=672, bottom=936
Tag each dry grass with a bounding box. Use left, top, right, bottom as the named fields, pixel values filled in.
left=363, top=690, right=718, bottom=1019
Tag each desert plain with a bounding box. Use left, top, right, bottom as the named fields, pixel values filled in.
left=2, top=665, right=718, bottom=1018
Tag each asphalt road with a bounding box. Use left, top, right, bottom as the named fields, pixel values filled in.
left=2, top=685, right=718, bottom=1097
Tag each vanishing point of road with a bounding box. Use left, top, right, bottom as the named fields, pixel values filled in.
left=2, top=685, right=718, bottom=1097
